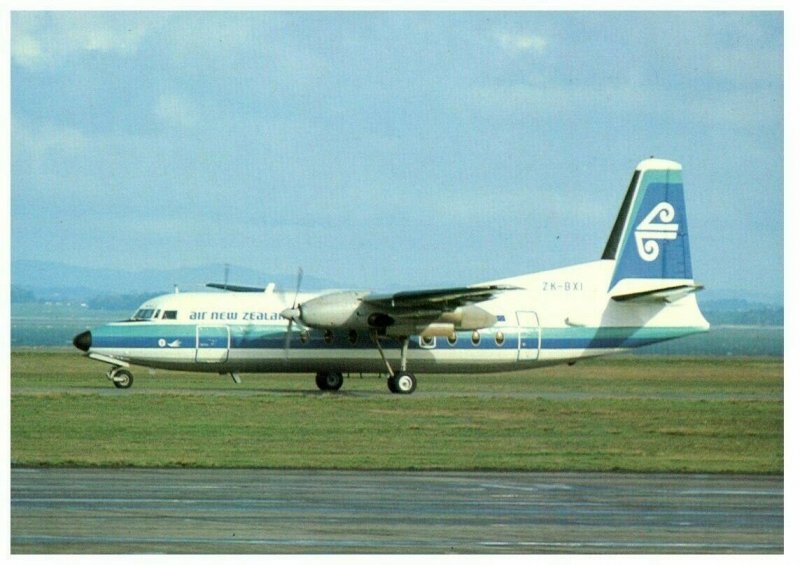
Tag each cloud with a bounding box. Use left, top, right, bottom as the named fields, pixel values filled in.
left=463, top=81, right=649, bottom=119
left=10, top=32, right=45, bottom=68
left=495, top=32, right=547, bottom=54
left=461, top=75, right=780, bottom=130
left=11, top=12, right=164, bottom=69
left=12, top=118, right=89, bottom=157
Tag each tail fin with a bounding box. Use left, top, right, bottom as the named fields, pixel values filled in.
left=603, top=159, right=700, bottom=299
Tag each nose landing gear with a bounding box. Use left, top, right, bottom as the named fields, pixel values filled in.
left=107, top=367, right=134, bottom=389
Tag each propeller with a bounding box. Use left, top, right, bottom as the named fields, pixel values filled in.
left=281, top=267, right=304, bottom=359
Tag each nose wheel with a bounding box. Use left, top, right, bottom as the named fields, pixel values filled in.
left=108, top=368, right=133, bottom=389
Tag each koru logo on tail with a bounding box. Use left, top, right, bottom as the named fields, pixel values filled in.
left=635, top=202, right=678, bottom=261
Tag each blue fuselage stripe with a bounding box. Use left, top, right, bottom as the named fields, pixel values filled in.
left=90, top=324, right=700, bottom=352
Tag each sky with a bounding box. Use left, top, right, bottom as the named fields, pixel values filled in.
left=8, top=9, right=786, bottom=301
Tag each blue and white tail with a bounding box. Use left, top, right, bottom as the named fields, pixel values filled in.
left=603, top=159, right=703, bottom=302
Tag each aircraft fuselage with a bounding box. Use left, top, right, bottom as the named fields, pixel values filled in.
left=73, top=158, right=710, bottom=394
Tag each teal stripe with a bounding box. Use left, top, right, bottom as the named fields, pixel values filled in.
left=92, top=323, right=707, bottom=352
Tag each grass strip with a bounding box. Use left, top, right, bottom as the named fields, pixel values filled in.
left=11, top=353, right=783, bottom=473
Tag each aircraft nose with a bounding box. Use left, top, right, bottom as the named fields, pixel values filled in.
left=73, top=330, right=92, bottom=352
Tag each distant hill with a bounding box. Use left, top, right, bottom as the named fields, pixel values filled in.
left=11, top=260, right=341, bottom=303
left=699, top=299, right=783, bottom=327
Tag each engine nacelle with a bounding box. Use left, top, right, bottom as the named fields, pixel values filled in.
left=292, top=293, right=496, bottom=333
left=295, top=291, right=394, bottom=330
left=297, top=291, right=365, bottom=328
left=418, top=323, right=456, bottom=338
left=437, top=305, right=496, bottom=330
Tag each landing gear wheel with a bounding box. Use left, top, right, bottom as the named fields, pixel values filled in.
left=315, top=371, right=344, bottom=392
left=112, top=369, right=133, bottom=389
left=388, top=372, right=417, bottom=394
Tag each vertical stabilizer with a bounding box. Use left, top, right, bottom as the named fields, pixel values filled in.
left=604, top=159, right=695, bottom=293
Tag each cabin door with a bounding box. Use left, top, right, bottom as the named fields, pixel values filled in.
left=196, top=326, right=230, bottom=363
left=516, top=311, right=541, bottom=361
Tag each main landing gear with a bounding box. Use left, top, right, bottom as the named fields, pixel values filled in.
left=315, top=371, right=344, bottom=392
left=314, top=370, right=416, bottom=394
left=313, top=334, right=419, bottom=394
left=373, top=333, right=418, bottom=395
left=387, top=371, right=417, bottom=394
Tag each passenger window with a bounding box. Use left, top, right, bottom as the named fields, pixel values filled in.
left=471, top=331, right=481, bottom=346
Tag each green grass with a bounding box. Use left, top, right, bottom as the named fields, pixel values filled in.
left=10, top=350, right=783, bottom=473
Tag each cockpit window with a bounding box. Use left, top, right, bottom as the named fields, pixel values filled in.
left=132, top=308, right=157, bottom=320
left=162, top=310, right=178, bottom=320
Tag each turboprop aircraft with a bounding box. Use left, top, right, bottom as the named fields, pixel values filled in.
left=73, top=158, right=709, bottom=394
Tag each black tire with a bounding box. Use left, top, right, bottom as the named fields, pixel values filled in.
left=316, top=371, right=344, bottom=391
left=390, top=372, right=417, bottom=394
left=112, top=369, right=133, bottom=389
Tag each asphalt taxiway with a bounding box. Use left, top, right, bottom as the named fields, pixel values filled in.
left=11, top=468, right=783, bottom=554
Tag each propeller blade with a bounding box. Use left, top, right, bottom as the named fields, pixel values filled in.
left=292, top=267, right=303, bottom=308
left=284, top=319, right=293, bottom=359
left=284, top=267, right=304, bottom=360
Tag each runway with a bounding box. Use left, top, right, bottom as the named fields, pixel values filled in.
left=11, top=468, right=783, bottom=554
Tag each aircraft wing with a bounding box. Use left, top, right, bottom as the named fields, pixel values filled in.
left=362, top=285, right=517, bottom=311
left=282, top=284, right=518, bottom=333
left=355, top=284, right=518, bottom=331
left=207, top=283, right=266, bottom=292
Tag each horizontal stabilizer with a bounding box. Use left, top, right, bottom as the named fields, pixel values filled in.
left=611, top=282, right=704, bottom=303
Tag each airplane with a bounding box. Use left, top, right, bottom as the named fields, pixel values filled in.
left=73, top=158, right=709, bottom=394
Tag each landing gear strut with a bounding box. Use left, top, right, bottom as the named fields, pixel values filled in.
left=373, top=333, right=417, bottom=395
